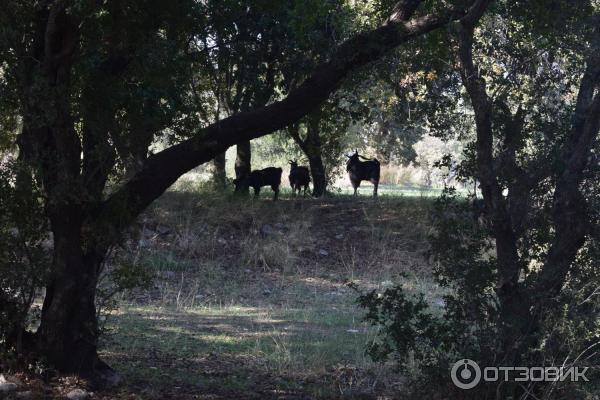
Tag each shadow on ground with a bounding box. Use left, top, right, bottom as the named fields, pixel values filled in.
left=94, top=191, right=440, bottom=399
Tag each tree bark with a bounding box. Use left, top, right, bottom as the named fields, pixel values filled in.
left=37, top=219, right=101, bottom=375
left=304, top=113, right=327, bottom=196
left=235, top=141, right=251, bottom=194
left=212, top=152, right=227, bottom=188
left=455, top=1, right=532, bottom=367
left=307, top=154, right=326, bottom=197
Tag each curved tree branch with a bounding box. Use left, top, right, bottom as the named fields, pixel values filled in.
left=93, top=1, right=480, bottom=242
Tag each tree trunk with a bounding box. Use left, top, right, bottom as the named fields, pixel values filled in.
left=212, top=152, right=226, bottom=188
left=307, top=155, right=326, bottom=197
left=235, top=141, right=251, bottom=195
left=36, top=209, right=101, bottom=376
left=305, top=113, right=327, bottom=197
left=288, top=115, right=327, bottom=197
left=14, top=2, right=110, bottom=378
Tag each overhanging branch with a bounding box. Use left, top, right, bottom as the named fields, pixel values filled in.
left=94, top=1, right=479, bottom=241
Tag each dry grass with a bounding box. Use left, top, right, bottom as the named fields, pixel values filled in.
left=96, top=187, right=442, bottom=399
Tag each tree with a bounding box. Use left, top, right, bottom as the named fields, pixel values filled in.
left=455, top=0, right=600, bottom=368
left=197, top=0, right=284, bottom=189
left=274, top=0, right=354, bottom=196
left=287, top=100, right=353, bottom=196
left=211, top=152, right=227, bottom=187
left=288, top=111, right=329, bottom=196
left=357, top=1, right=600, bottom=397
left=0, top=0, right=478, bottom=380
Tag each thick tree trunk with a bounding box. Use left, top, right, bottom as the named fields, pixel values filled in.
left=16, top=5, right=115, bottom=381
left=212, top=152, right=227, bottom=188
left=307, top=155, right=326, bottom=197
left=235, top=141, right=251, bottom=195
left=36, top=209, right=101, bottom=375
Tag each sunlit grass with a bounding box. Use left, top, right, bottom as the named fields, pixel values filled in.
left=335, top=183, right=472, bottom=197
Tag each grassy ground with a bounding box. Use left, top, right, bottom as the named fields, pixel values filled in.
left=95, top=187, right=443, bottom=399
left=336, top=183, right=446, bottom=197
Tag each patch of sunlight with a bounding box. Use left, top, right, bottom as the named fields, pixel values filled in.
left=135, top=313, right=178, bottom=321
left=155, top=325, right=194, bottom=335
left=123, top=306, right=174, bottom=315
left=196, top=333, right=246, bottom=345
left=187, top=305, right=265, bottom=316
left=122, top=304, right=278, bottom=320
left=299, top=276, right=340, bottom=287
left=155, top=323, right=291, bottom=341
left=99, top=350, right=126, bottom=358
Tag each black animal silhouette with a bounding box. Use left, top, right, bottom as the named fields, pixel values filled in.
left=346, top=150, right=380, bottom=197
left=233, top=167, right=282, bottom=200
left=288, top=160, right=311, bottom=196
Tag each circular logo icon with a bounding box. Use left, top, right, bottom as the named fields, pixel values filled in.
left=451, top=359, right=481, bottom=389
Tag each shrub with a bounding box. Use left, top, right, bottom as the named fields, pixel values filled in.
left=355, top=188, right=600, bottom=398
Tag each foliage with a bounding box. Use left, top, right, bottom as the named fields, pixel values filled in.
left=357, top=188, right=600, bottom=397
left=0, top=159, right=50, bottom=357
left=356, top=1, right=600, bottom=398
left=352, top=280, right=446, bottom=364
left=96, top=248, right=156, bottom=333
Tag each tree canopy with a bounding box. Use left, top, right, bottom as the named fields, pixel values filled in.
left=0, top=0, right=478, bottom=378
left=1, top=1, right=599, bottom=397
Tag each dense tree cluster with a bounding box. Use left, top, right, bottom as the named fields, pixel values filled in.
left=356, top=1, right=600, bottom=398
left=0, top=1, right=598, bottom=398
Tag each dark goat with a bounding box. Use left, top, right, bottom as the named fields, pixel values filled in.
left=288, top=160, right=311, bottom=196
left=346, top=150, right=380, bottom=197
left=233, top=167, right=282, bottom=200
